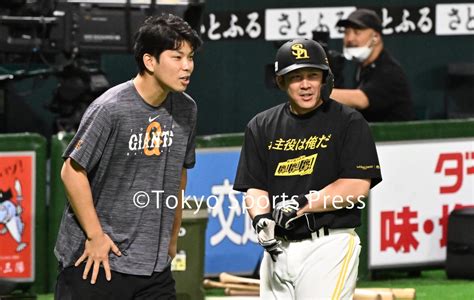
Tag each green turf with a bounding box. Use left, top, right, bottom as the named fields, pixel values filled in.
left=357, top=270, right=474, bottom=299
left=35, top=270, right=474, bottom=299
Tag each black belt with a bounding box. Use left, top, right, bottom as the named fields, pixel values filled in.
left=275, top=214, right=329, bottom=241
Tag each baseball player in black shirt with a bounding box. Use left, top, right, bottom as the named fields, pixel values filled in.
left=234, top=39, right=382, bottom=299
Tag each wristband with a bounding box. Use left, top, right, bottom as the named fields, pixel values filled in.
left=295, top=194, right=309, bottom=209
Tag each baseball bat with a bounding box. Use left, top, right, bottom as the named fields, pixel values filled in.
left=391, top=288, right=416, bottom=299
left=223, top=287, right=387, bottom=299
left=224, top=288, right=259, bottom=296
left=219, top=272, right=260, bottom=286
left=364, top=288, right=415, bottom=300
left=374, top=291, right=394, bottom=300
left=203, top=279, right=260, bottom=291
left=355, top=288, right=396, bottom=300
left=353, top=289, right=382, bottom=300
left=222, top=287, right=392, bottom=299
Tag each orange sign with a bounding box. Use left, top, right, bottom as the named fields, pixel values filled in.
left=0, top=152, right=35, bottom=281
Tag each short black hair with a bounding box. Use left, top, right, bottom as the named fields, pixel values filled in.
left=133, top=14, right=203, bottom=74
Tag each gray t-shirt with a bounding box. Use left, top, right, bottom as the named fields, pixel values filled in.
left=54, top=80, right=197, bottom=276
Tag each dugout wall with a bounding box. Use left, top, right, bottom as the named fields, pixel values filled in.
left=1, top=118, right=473, bottom=295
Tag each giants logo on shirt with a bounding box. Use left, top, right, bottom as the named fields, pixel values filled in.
left=128, top=120, right=174, bottom=156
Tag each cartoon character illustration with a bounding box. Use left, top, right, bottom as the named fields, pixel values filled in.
left=0, top=179, right=27, bottom=252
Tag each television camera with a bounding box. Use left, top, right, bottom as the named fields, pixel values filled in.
left=0, top=0, right=204, bottom=132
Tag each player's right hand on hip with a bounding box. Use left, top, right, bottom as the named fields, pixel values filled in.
left=252, top=213, right=282, bottom=262
left=74, top=232, right=122, bottom=284
left=273, top=198, right=303, bottom=230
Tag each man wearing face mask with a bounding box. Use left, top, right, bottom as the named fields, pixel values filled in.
left=331, top=9, right=415, bottom=122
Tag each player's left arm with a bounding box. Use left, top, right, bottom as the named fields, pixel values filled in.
left=330, top=88, right=369, bottom=110
left=297, top=178, right=371, bottom=215
left=169, top=168, right=187, bottom=259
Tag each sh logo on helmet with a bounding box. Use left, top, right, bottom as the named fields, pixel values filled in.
left=291, top=44, right=310, bottom=59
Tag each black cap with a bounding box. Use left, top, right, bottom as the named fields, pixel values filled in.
left=336, top=9, right=382, bottom=33
left=275, top=39, right=330, bottom=76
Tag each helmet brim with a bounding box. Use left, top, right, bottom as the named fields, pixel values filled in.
left=275, top=63, right=329, bottom=76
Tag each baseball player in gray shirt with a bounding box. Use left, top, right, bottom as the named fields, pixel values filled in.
left=54, top=14, right=202, bottom=299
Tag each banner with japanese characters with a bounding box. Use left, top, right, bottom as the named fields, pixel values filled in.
left=369, top=138, right=474, bottom=269
left=186, top=148, right=261, bottom=276
left=265, top=7, right=355, bottom=40
left=0, top=152, right=35, bottom=281
left=436, top=3, right=474, bottom=35
left=199, top=3, right=474, bottom=41
left=200, top=10, right=264, bottom=41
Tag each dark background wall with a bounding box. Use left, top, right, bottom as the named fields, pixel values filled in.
left=1, top=0, right=473, bottom=137
left=182, top=0, right=474, bottom=134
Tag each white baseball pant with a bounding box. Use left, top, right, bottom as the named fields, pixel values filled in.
left=260, top=228, right=361, bottom=300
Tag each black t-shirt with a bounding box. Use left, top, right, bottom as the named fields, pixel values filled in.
left=234, top=100, right=382, bottom=230
left=357, top=50, right=415, bottom=122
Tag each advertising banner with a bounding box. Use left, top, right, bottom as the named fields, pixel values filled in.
left=0, top=152, right=35, bottom=281
left=186, top=148, right=261, bottom=275
left=369, top=138, right=474, bottom=268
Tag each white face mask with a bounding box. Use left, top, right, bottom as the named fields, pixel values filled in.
left=343, top=36, right=375, bottom=62
left=343, top=46, right=372, bottom=62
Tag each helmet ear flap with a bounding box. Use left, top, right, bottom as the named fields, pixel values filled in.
left=320, top=70, right=334, bottom=101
